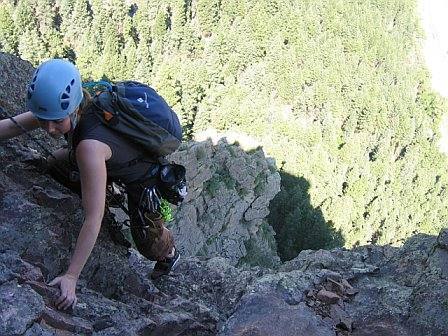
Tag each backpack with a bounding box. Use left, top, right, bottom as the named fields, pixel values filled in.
left=83, top=81, right=187, bottom=206
left=89, top=80, right=182, bottom=158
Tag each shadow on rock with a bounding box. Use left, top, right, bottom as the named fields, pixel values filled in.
left=269, top=171, right=345, bottom=261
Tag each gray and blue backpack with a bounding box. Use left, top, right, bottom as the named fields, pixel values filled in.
left=84, top=80, right=187, bottom=205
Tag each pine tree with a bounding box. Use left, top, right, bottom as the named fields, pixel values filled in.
left=106, top=0, right=129, bottom=30
left=89, top=0, right=108, bottom=52
left=35, top=0, right=64, bottom=58
left=66, top=0, right=91, bottom=50
left=58, top=0, right=75, bottom=40
left=153, top=6, right=169, bottom=40
left=134, top=39, right=153, bottom=83
left=170, top=0, right=187, bottom=34
left=134, top=1, right=152, bottom=43
left=0, top=3, right=18, bottom=53
left=122, top=39, right=138, bottom=79
left=76, top=30, right=100, bottom=80
left=101, top=21, right=124, bottom=80
left=195, top=0, right=220, bottom=36
left=13, top=0, right=36, bottom=32
left=17, top=28, right=47, bottom=65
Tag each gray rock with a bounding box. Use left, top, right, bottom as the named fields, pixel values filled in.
left=24, top=323, right=57, bottom=336
left=0, top=281, right=45, bottom=336
left=406, top=278, right=448, bottom=336
left=0, top=250, right=44, bottom=283
left=93, top=318, right=156, bottom=336
left=220, top=294, right=335, bottom=336
left=344, top=277, right=413, bottom=324
left=437, top=229, right=448, bottom=250
left=41, top=307, right=93, bottom=334
left=0, top=263, right=15, bottom=285
left=379, top=234, right=436, bottom=287
left=167, top=139, right=281, bottom=266
left=248, top=270, right=317, bottom=305
left=350, top=320, right=410, bottom=336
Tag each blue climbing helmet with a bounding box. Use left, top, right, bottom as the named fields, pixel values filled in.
left=27, top=59, right=83, bottom=120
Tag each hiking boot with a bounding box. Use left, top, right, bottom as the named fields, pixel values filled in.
left=150, top=248, right=180, bottom=280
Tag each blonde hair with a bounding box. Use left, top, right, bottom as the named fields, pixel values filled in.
left=77, top=88, right=93, bottom=116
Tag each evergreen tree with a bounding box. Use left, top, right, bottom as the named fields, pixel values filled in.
left=13, top=0, right=36, bottom=32
left=134, top=1, right=152, bottom=43
left=170, top=0, right=187, bottom=34
left=89, top=0, right=108, bottom=53
left=195, top=0, right=220, bottom=36
left=35, top=0, right=64, bottom=58
left=107, top=0, right=129, bottom=27
left=59, top=0, right=75, bottom=14
left=101, top=21, right=124, bottom=81
left=17, top=28, right=47, bottom=65
left=58, top=0, right=75, bottom=43
left=66, top=0, right=91, bottom=50
left=153, top=6, right=169, bottom=40
left=122, top=39, right=138, bottom=79
left=0, top=4, right=18, bottom=53
left=134, top=39, right=153, bottom=83
left=76, top=30, right=100, bottom=80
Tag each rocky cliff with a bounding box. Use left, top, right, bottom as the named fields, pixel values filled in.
left=1, top=53, right=448, bottom=336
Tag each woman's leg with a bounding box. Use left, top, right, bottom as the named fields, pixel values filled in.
left=126, top=182, right=175, bottom=262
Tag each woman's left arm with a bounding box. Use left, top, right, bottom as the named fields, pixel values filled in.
left=49, top=139, right=111, bottom=310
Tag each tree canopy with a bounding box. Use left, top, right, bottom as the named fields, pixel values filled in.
left=1, top=0, right=447, bottom=260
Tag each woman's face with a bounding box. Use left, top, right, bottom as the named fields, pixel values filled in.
left=38, top=116, right=72, bottom=138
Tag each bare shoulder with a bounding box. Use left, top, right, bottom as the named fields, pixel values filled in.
left=76, top=139, right=112, bottom=162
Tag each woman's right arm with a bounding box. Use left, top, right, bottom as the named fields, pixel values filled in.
left=0, top=111, right=40, bottom=140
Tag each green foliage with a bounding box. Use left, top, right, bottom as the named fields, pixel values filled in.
left=196, top=0, right=220, bottom=35
left=238, top=228, right=280, bottom=268
left=160, top=199, right=174, bottom=222
left=254, top=171, right=267, bottom=196
left=66, top=0, right=91, bottom=49
left=134, top=40, right=153, bottom=83
left=3, top=0, right=448, bottom=260
left=101, top=22, right=124, bottom=80
left=13, top=0, right=36, bottom=31
left=153, top=6, right=169, bottom=40
left=0, top=4, right=17, bottom=53
left=17, top=28, right=47, bottom=65
left=204, top=168, right=236, bottom=197
left=170, top=0, right=187, bottom=34
left=269, top=173, right=344, bottom=260
left=204, top=177, right=220, bottom=197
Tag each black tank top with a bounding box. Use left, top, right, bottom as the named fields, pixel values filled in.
left=70, top=106, right=158, bottom=184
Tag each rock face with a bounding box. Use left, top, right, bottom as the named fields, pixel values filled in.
left=0, top=51, right=281, bottom=268
left=1, top=53, right=448, bottom=336
left=168, top=138, right=281, bottom=268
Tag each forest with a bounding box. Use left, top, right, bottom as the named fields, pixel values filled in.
left=1, top=0, right=447, bottom=260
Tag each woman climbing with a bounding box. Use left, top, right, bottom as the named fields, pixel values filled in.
left=0, top=59, right=182, bottom=310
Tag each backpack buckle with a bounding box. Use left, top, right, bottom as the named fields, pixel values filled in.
left=102, top=110, right=118, bottom=126
left=103, top=110, right=114, bottom=121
